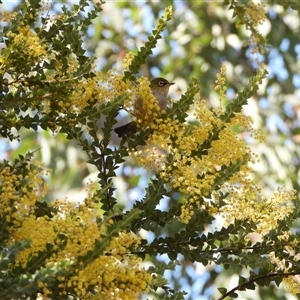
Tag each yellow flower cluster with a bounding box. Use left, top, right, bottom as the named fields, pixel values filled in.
left=52, top=70, right=160, bottom=122
left=122, top=51, right=136, bottom=70
left=65, top=231, right=151, bottom=299
left=63, top=77, right=98, bottom=113
left=134, top=77, right=161, bottom=128
left=15, top=214, right=58, bottom=266
left=48, top=70, right=131, bottom=114
left=215, top=65, right=227, bottom=100
left=221, top=186, right=295, bottom=234
left=0, top=164, right=49, bottom=227
left=104, top=73, right=161, bottom=128
left=268, top=243, right=300, bottom=295
left=6, top=24, right=46, bottom=59
left=245, top=1, right=267, bottom=57
left=130, top=92, right=262, bottom=223
left=129, top=118, right=180, bottom=172
left=0, top=162, right=152, bottom=299
left=1, top=32, right=161, bottom=123
left=283, top=276, right=300, bottom=295
left=129, top=144, right=168, bottom=173
left=65, top=71, right=126, bottom=114
left=128, top=77, right=292, bottom=226
left=245, top=1, right=266, bottom=28
left=0, top=11, right=17, bottom=22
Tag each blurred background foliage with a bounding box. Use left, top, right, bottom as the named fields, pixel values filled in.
left=1, top=1, right=300, bottom=299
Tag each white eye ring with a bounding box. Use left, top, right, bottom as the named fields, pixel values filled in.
left=158, top=81, right=165, bottom=86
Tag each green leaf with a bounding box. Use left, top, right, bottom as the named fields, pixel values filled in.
left=218, top=287, right=227, bottom=295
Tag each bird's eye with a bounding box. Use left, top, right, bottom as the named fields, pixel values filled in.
left=158, top=80, right=165, bottom=86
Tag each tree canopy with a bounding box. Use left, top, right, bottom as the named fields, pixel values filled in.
left=1, top=1, right=300, bottom=299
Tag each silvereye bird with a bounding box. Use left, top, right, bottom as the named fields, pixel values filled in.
left=114, top=77, right=175, bottom=137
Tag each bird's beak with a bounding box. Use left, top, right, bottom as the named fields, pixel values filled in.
left=168, top=82, right=175, bottom=86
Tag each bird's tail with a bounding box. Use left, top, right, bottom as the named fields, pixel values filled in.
left=114, top=121, right=137, bottom=137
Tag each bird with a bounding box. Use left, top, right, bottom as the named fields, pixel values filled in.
left=114, top=77, right=175, bottom=137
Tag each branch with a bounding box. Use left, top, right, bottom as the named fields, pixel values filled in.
left=217, top=272, right=300, bottom=300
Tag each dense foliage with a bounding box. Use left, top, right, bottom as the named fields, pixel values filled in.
left=1, top=1, right=300, bottom=299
